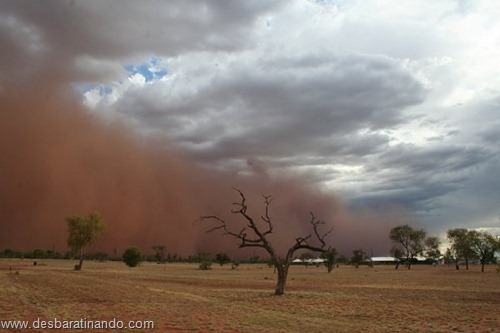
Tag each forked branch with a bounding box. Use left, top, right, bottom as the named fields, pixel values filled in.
left=200, top=188, right=334, bottom=295
left=201, top=188, right=274, bottom=249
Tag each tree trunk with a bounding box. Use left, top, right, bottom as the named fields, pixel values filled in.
left=78, top=257, right=84, bottom=270
left=465, top=257, right=469, bottom=270
left=481, top=260, right=485, bottom=272
left=274, top=264, right=289, bottom=296
left=75, top=248, right=84, bottom=271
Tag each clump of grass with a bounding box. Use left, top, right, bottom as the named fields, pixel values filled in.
left=199, top=261, right=212, bottom=270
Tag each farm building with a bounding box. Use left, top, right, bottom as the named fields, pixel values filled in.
left=292, top=258, right=326, bottom=265
left=370, top=256, right=438, bottom=265
left=370, top=257, right=398, bottom=264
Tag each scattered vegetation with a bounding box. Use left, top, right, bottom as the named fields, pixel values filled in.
left=1, top=203, right=497, bottom=278
left=446, top=228, right=499, bottom=272
left=389, top=224, right=440, bottom=270
left=152, top=244, right=167, bottom=263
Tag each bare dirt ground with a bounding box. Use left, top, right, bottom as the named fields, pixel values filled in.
left=1, top=259, right=499, bottom=332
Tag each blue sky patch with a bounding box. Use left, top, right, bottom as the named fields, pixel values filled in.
left=123, top=57, right=168, bottom=82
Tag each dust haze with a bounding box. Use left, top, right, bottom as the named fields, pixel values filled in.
left=0, top=76, right=402, bottom=257
left=0, top=3, right=402, bottom=257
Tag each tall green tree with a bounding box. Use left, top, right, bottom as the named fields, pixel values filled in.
left=444, top=247, right=460, bottom=270
left=389, top=224, right=426, bottom=270
left=468, top=230, right=500, bottom=272
left=447, top=228, right=476, bottom=270
left=66, top=212, right=105, bottom=270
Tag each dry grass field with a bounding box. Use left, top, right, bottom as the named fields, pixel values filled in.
left=1, top=259, right=499, bottom=333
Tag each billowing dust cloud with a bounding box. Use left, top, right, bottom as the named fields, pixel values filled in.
left=0, top=80, right=399, bottom=258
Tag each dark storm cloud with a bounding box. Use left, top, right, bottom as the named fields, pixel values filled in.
left=349, top=143, right=495, bottom=218
left=114, top=53, right=425, bottom=170
left=0, top=0, right=283, bottom=84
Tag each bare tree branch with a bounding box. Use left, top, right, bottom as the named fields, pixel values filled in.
left=201, top=188, right=333, bottom=295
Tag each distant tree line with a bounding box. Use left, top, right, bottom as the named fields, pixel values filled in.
left=2, top=211, right=498, bottom=284
left=3, top=227, right=498, bottom=274
left=0, top=248, right=110, bottom=261
left=445, top=228, right=500, bottom=272
left=0, top=247, right=266, bottom=266
left=389, top=224, right=499, bottom=271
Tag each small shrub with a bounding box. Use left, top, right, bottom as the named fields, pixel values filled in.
left=123, top=247, right=142, bottom=267
left=199, top=261, right=212, bottom=270
left=215, top=252, right=230, bottom=266
left=197, top=252, right=212, bottom=270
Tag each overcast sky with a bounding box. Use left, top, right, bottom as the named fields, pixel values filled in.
left=2, top=0, right=499, bottom=235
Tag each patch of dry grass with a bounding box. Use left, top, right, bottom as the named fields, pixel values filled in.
left=1, top=260, right=499, bottom=332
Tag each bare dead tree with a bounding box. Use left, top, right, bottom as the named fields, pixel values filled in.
left=201, top=188, right=332, bottom=296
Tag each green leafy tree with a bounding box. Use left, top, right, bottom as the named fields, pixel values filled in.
left=444, top=247, right=460, bottom=270
left=468, top=231, right=500, bottom=272
left=424, top=236, right=441, bottom=262
left=351, top=249, right=367, bottom=268
left=215, top=252, right=231, bottom=266
left=321, top=248, right=337, bottom=273
left=447, top=228, right=476, bottom=270
left=66, top=212, right=105, bottom=270
left=389, top=224, right=426, bottom=270
left=123, top=247, right=142, bottom=267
